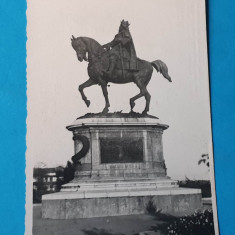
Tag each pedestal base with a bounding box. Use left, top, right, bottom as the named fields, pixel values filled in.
left=42, top=179, right=202, bottom=219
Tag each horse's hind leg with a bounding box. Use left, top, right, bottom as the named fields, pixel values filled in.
left=78, top=78, right=97, bottom=107
left=130, top=92, right=144, bottom=112
left=142, top=88, right=151, bottom=114
left=130, top=79, right=151, bottom=114
left=129, top=61, right=153, bottom=114
left=130, top=78, right=145, bottom=112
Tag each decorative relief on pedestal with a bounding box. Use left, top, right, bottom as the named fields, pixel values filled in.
left=100, top=137, right=143, bottom=164
left=71, top=135, right=90, bottom=164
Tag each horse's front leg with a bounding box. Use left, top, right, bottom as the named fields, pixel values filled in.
left=78, top=78, right=97, bottom=107
left=98, top=79, right=110, bottom=114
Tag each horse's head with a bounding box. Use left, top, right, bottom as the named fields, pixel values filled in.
left=71, top=36, right=88, bottom=62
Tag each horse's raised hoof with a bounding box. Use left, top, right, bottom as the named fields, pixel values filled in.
left=85, top=100, right=91, bottom=107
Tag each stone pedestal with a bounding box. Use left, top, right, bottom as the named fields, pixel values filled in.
left=68, top=116, right=169, bottom=180
left=42, top=115, right=202, bottom=219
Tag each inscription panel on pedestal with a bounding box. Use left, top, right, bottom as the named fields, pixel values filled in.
left=100, top=137, right=143, bottom=163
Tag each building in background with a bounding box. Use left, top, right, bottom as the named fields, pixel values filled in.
left=33, top=166, right=64, bottom=203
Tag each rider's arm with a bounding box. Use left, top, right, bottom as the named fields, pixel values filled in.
left=102, top=34, right=119, bottom=49
left=102, top=42, right=111, bottom=50
left=112, top=32, right=131, bottom=46
left=103, top=31, right=132, bottom=49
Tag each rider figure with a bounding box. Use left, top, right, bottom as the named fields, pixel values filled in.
left=102, top=20, right=138, bottom=77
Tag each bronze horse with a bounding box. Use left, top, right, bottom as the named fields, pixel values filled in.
left=71, top=36, right=171, bottom=114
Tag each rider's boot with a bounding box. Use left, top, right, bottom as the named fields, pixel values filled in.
left=104, top=60, right=116, bottom=77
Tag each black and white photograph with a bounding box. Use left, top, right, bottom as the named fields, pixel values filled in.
left=26, top=0, right=219, bottom=234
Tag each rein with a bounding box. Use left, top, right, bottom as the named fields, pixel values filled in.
left=78, top=37, right=108, bottom=67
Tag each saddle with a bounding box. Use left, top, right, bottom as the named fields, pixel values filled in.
left=107, top=46, right=139, bottom=71
left=115, top=57, right=139, bottom=71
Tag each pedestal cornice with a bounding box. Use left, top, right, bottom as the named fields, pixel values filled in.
left=66, top=113, right=169, bottom=131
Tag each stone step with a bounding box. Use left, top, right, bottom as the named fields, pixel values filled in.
left=68, top=177, right=172, bottom=184
left=61, top=179, right=179, bottom=192
left=43, top=187, right=201, bottom=200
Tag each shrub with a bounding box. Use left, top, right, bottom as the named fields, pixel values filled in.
left=146, top=198, right=162, bottom=215
left=178, top=179, right=211, bottom=198
left=166, top=209, right=215, bottom=235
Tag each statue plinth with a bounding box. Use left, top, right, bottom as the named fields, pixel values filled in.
left=42, top=114, right=202, bottom=219
left=67, top=116, right=168, bottom=181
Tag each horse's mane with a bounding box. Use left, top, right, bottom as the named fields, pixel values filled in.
left=78, top=37, right=104, bottom=54
left=79, top=36, right=101, bottom=45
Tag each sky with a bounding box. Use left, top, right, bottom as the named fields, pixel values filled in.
left=27, top=0, right=213, bottom=180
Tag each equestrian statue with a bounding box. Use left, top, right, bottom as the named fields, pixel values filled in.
left=71, top=20, right=172, bottom=114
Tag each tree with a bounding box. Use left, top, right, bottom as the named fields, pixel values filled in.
left=33, top=168, right=48, bottom=203
left=34, top=161, right=47, bottom=168
left=63, top=161, right=75, bottom=183
left=198, top=154, right=210, bottom=169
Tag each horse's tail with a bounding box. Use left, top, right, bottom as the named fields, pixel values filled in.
left=151, top=60, right=172, bottom=82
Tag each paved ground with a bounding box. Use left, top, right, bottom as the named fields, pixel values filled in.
left=33, top=205, right=164, bottom=235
